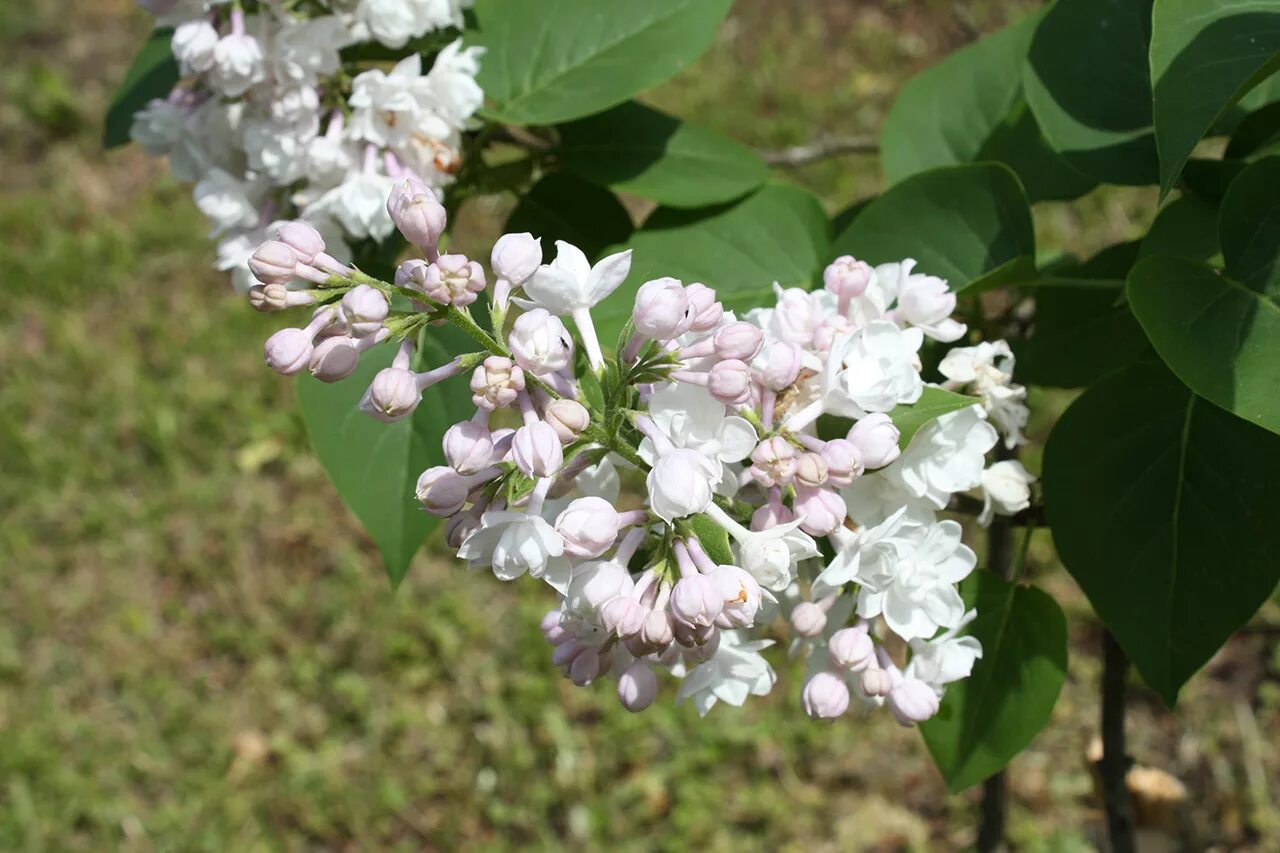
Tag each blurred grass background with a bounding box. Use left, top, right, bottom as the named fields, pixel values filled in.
left=2, top=0, right=1279, bottom=849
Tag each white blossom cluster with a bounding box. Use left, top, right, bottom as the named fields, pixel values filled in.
left=131, top=0, right=481, bottom=290
left=248, top=178, right=1036, bottom=723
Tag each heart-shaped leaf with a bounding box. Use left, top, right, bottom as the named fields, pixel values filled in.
left=505, top=171, right=634, bottom=261
left=1043, top=360, right=1280, bottom=704
left=103, top=28, right=179, bottom=149
left=922, top=572, right=1068, bottom=792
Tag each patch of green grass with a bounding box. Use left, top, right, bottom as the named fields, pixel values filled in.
left=1, top=0, right=1277, bottom=849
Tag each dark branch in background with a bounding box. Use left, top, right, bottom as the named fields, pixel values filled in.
left=948, top=493, right=1046, bottom=527
left=977, top=446, right=1016, bottom=853
left=1099, top=632, right=1137, bottom=853
left=760, top=135, right=879, bottom=167
left=490, top=124, right=556, bottom=153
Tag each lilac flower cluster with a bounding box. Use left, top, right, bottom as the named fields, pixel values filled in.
left=131, top=0, right=481, bottom=290
left=250, top=178, right=1035, bottom=722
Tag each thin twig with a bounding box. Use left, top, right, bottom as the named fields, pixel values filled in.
left=760, top=135, right=879, bottom=167
left=1099, top=631, right=1137, bottom=853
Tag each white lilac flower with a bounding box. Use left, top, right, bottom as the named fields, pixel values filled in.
left=887, top=405, right=998, bottom=509
left=822, top=320, right=924, bottom=417
left=979, top=459, right=1036, bottom=526
left=906, top=611, right=984, bottom=693
left=638, top=382, right=756, bottom=496
left=676, top=631, right=777, bottom=716
left=458, top=511, right=573, bottom=594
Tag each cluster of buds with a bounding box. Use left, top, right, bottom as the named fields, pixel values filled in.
left=131, top=0, right=481, bottom=291
left=250, top=178, right=1037, bottom=723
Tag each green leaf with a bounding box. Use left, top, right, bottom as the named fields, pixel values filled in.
left=103, top=28, right=179, bottom=149
left=593, top=182, right=830, bottom=342
left=505, top=171, right=634, bottom=261
left=1042, top=361, right=1280, bottom=704
left=1225, top=99, right=1280, bottom=158
left=557, top=101, right=768, bottom=208
left=881, top=12, right=1094, bottom=202
left=296, top=332, right=475, bottom=586
left=1023, top=0, right=1160, bottom=185
left=921, top=572, right=1068, bottom=792
left=1128, top=157, right=1280, bottom=434
left=891, top=387, right=980, bottom=449
left=470, top=0, right=733, bottom=125
left=1149, top=0, right=1280, bottom=195
left=832, top=164, right=1035, bottom=293
left=686, top=514, right=734, bottom=565
left=1015, top=242, right=1153, bottom=388
left=1138, top=194, right=1221, bottom=264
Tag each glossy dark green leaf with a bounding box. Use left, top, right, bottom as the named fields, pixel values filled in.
left=103, top=28, right=179, bottom=149
left=296, top=331, right=475, bottom=586
left=881, top=11, right=1094, bottom=201
left=1138, top=195, right=1221, bottom=264
left=1043, top=361, right=1280, bottom=704
left=470, top=0, right=733, bottom=125
left=832, top=164, right=1035, bottom=293
left=557, top=101, right=768, bottom=208
left=593, top=183, right=829, bottom=341
left=1149, top=0, right=1280, bottom=195
left=1023, top=0, right=1159, bottom=185
left=922, top=572, right=1068, bottom=792
left=1129, top=157, right=1280, bottom=434
left=505, top=171, right=634, bottom=261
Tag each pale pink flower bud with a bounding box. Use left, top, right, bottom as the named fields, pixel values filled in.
left=670, top=574, right=723, bottom=628
left=790, top=602, right=827, bottom=638
left=812, top=315, right=852, bottom=353
left=275, top=221, right=326, bottom=265
left=491, top=232, right=542, bottom=285
left=360, top=367, right=420, bottom=422
left=823, top=255, right=872, bottom=300
left=509, top=308, right=573, bottom=374
left=751, top=338, right=802, bottom=391
left=682, top=626, right=721, bottom=659
left=633, top=277, right=692, bottom=341
left=470, top=356, right=525, bottom=410
left=444, top=509, right=481, bottom=549
left=248, top=283, right=314, bottom=312
left=750, top=436, right=797, bottom=487
left=263, top=327, right=313, bottom=375
left=829, top=626, right=875, bottom=672
left=821, top=438, right=864, bottom=487
left=707, top=359, right=753, bottom=406
left=308, top=336, right=360, bottom=383
left=414, top=466, right=470, bottom=516
left=568, top=648, right=602, bottom=685
left=601, top=596, right=646, bottom=639
left=802, top=671, right=851, bottom=720
left=512, top=422, right=564, bottom=477
left=618, top=662, right=658, bottom=712
left=860, top=666, right=892, bottom=697
left=555, top=497, right=620, bottom=558
left=544, top=399, right=590, bottom=444
left=551, top=640, right=586, bottom=668
left=422, top=254, right=486, bottom=307
left=647, top=449, right=717, bottom=522
left=640, top=608, right=675, bottom=650
left=712, top=321, right=764, bottom=361
left=684, top=283, right=723, bottom=332
left=341, top=284, right=389, bottom=337
left=794, top=451, right=828, bottom=488
left=443, top=419, right=495, bottom=475
left=540, top=610, right=570, bottom=645
left=395, top=258, right=430, bottom=291
left=750, top=499, right=794, bottom=530
left=847, top=413, right=901, bottom=470
left=387, top=178, right=447, bottom=248
left=888, top=677, right=941, bottom=727
left=794, top=486, right=846, bottom=536
left=249, top=241, right=298, bottom=285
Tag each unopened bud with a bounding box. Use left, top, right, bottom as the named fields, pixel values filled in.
left=790, top=602, right=827, bottom=638
left=821, top=438, right=864, bottom=487
left=395, top=258, right=430, bottom=291
left=491, top=232, right=542, bottom=285
left=360, top=367, right=421, bottom=422
left=509, top=308, right=573, bottom=374
left=601, top=596, right=646, bottom=639
left=341, top=284, right=389, bottom=337
left=544, top=399, right=590, bottom=444
left=712, top=321, right=764, bottom=361
left=263, top=327, right=313, bottom=375
left=860, top=666, right=892, bottom=697
left=387, top=178, right=447, bottom=248
left=275, top=220, right=326, bottom=264
left=802, top=671, right=851, bottom=720
left=750, top=436, right=797, bottom=487
left=751, top=338, right=802, bottom=390
left=823, top=255, right=872, bottom=300
left=470, top=356, right=525, bottom=410
left=414, top=465, right=470, bottom=516
left=422, top=254, right=486, bottom=307
left=443, top=419, right=496, bottom=475
left=633, top=277, right=692, bottom=341
left=249, top=240, right=298, bottom=285
left=568, top=647, right=602, bottom=685
left=684, top=283, right=723, bottom=332
left=750, top=499, right=794, bottom=530
left=640, top=608, right=675, bottom=650
left=794, top=486, right=846, bottom=536
left=794, top=451, right=828, bottom=488
left=829, top=626, right=875, bottom=672
left=308, top=336, right=360, bottom=383
left=887, top=677, right=941, bottom=727
left=511, top=422, right=564, bottom=478
left=670, top=574, right=723, bottom=628
left=707, top=358, right=753, bottom=406
left=617, top=663, right=658, bottom=712
left=554, top=496, right=619, bottom=558
left=847, top=413, right=901, bottom=470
